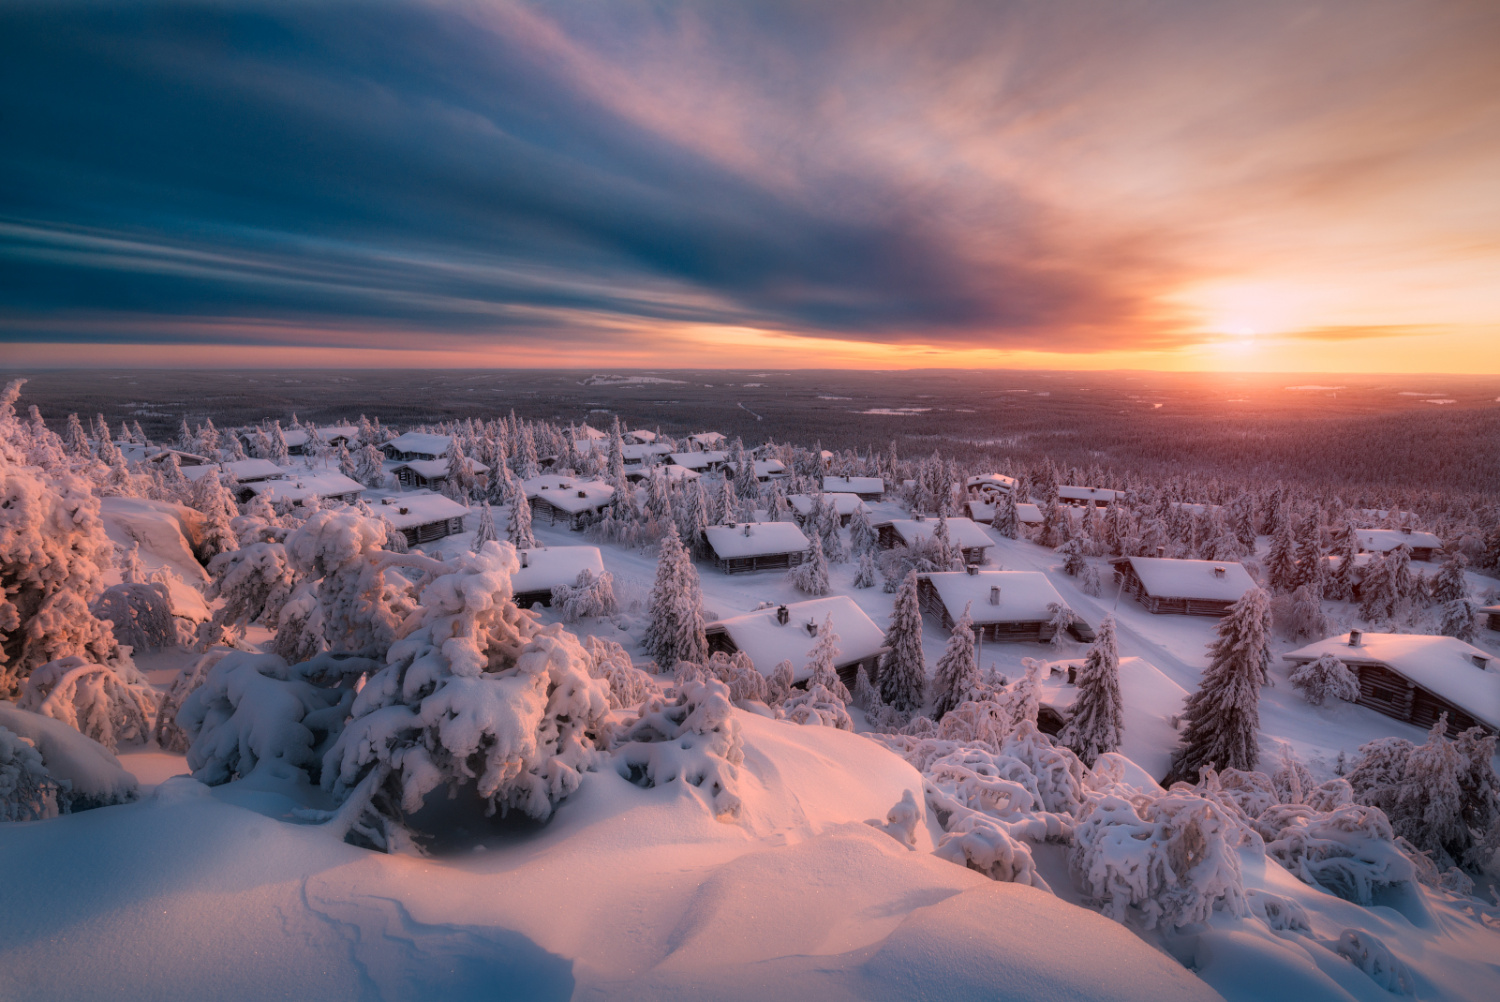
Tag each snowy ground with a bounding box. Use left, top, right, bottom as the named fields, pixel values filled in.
left=6, top=470, right=1500, bottom=1001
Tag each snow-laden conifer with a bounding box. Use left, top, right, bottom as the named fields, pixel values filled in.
left=506, top=486, right=537, bottom=549
left=878, top=570, right=926, bottom=714
left=471, top=502, right=497, bottom=553
left=641, top=523, right=708, bottom=671
left=1288, top=652, right=1361, bottom=706
left=848, top=502, right=879, bottom=555
left=803, top=614, right=852, bottom=704
left=853, top=550, right=878, bottom=589
left=18, top=654, right=158, bottom=752
left=931, top=605, right=980, bottom=721
left=1060, top=615, right=1122, bottom=766
left=790, top=530, right=831, bottom=595
left=0, top=725, right=60, bottom=821
left=551, top=568, right=618, bottom=622
left=322, top=543, right=610, bottom=848
left=1265, top=513, right=1299, bottom=594
left=1168, top=587, right=1270, bottom=782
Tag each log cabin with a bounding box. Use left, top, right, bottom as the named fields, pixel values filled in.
left=704, top=596, right=886, bottom=688
left=1110, top=556, right=1256, bottom=617
left=1283, top=632, right=1498, bottom=734
left=703, top=521, right=810, bottom=574
left=917, top=569, right=1094, bottom=643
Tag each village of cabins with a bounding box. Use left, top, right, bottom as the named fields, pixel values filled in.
left=115, top=412, right=1500, bottom=763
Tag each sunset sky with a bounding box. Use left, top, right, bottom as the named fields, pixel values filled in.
left=2, top=0, right=1498, bottom=372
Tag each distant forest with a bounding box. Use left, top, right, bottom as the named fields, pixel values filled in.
left=10, top=368, right=1500, bottom=504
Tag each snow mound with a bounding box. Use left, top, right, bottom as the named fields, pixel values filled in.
left=99, top=497, right=208, bottom=584
left=0, top=702, right=138, bottom=808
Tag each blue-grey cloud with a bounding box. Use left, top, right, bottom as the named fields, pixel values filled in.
left=1, top=1, right=1495, bottom=355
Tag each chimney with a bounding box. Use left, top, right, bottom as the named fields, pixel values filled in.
left=1400, top=526, right=1412, bottom=535
left=776, top=605, right=789, bottom=625
left=577, top=490, right=587, bottom=498
left=805, top=620, right=818, bottom=636
left=398, top=506, right=408, bottom=515
left=1472, top=655, right=1490, bottom=670
left=989, top=586, right=1001, bottom=606
left=966, top=563, right=980, bottom=576
left=1348, top=629, right=1362, bottom=647
left=1156, top=545, right=1166, bottom=558
left=1213, top=566, right=1226, bottom=578
left=520, top=551, right=529, bottom=568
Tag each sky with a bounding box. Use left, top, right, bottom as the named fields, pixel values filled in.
left=2, top=0, right=1498, bottom=372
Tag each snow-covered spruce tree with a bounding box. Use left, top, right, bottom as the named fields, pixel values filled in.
left=551, top=568, right=618, bottom=622
left=1265, top=513, right=1299, bottom=594
left=283, top=509, right=417, bottom=658
left=1359, top=554, right=1397, bottom=622
left=201, top=540, right=299, bottom=641
left=18, top=654, right=158, bottom=753
left=853, top=664, right=882, bottom=713
left=991, top=492, right=1019, bottom=539
left=1167, top=587, right=1271, bottom=783
left=508, top=487, right=537, bottom=549
left=1060, top=615, right=1122, bottom=767
left=804, top=614, right=852, bottom=704
left=766, top=659, right=795, bottom=707
left=1439, top=597, right=1478, bottom=642
left=92, top=581, right=177, bottom=652
left=1288, top=652, right=1361, bottom=706
left=848, top=502, right=879, bottom=556
left=878, top=570, right=926, bottom=714
left=323, top=542, right=611, bottom=849
left=0, top=725, right=61, bottom=821
left=790, top=530, right=831, bottom=596
left=353, top=443, right=387, bottom=487
left=0, top=381, right=121, bottom=694
left=1276, top=583, right=1329, bottom=643
left=1291, top=511, right=1325, bottom=592
left=783, top=682, right=855, bottom=729
left=641, top=523, right=708, bottom=671
left=931, top=606, right=981, bottom=721
left=1393, top=716, right=1468, bottom=867
left=1038, top=498, right=1070, bottom=549
left=1327, top=522, right=1360, bottom=601
left=1080, top=563, right=1103, bottom=597
left=852, top=549, right=878, bottom=589
left=1059, top=538, right=1087, bottom=577
left=471, top=502, right=498, bottom=553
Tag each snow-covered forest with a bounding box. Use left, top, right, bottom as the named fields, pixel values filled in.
left=2, top=375, right=1499, bottom=1002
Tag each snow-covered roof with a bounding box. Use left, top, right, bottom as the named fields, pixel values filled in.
left=668, top=451, right=728, bottom=470
left=1126, top=557, right=1256, bottom=601
left=244, top=472, right=364, bottom=504
left=688, top=432, right=726, bottom=447
left=1284, top=633, right=1500, bottom=731
left=788, top=493, right=863, bottom=518
left=620, top=443, right=673, bottom=462
left=622, top=429, right=657, bottom=443
left=315, top=425, right=358, bottom=442
left=880, top=517, right=994, bottom=551
left=1058, top=485, right=1125, bottom=503
left=922, top=571, right=1070, bottom=624
left=965, top=500, right=1042, bottom=525
left=281, top=428, right=311, bottom=448
left=383, top=432, right=452, bottom=457
left=966, top=474, right=1017, bottom=494
left=377, top=492, right=469, bottom=528
left=511, top=546, right=607, bottom=596
left=523, top=476, right=616, bottom=513
left=1039, top=656, right=1188, bottom=780
left=1356, top=528, right=1443, bottom=553
left=659, top=464, right=701, bottom=482
left=221, top=458, right=285, bottom=482
left=823, top=476, right=884, bottom=494
left=706, top=596, right=886, bottom=681
left=574, top=424, right=607, bottom=441
left=390, top=457, right=490, bottom=478
left=726, top=459, right=789, bottom=479
left=704, top=521, right=810, bottom=559
left=145, top=448, right=213, bottom=466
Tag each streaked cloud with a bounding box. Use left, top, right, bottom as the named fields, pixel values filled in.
left=1, top=0, right=1497, bottom=369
